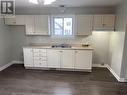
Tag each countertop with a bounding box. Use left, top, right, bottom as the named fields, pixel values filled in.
left=23, top=45, right=93, bottom=50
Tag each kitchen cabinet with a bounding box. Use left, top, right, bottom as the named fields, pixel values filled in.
left=33, top=49, right=47, bottom=67
left=47, top=49, right=75, bottom=69
left=25, top=15, right=50, bottom=35
left=23, top=48, right=93, bottom=71
left=75, top=15, right=93, bottom=35
left=5, top=15, right=25, bottom=25
left=93, top=15, right=115, bottom=31
left=25, top=15, right=35, bottom=35
left=47, top=49, right=61, bottom=68
left=23, top=48, right=34, bottom=67
left=75, top=50, right=92, bottom=70
left=61, top=50, right=75, bottom=69
left=34, top=15, right=50, bottom=35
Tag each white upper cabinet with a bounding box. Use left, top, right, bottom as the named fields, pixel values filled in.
left=75, top=15, right=93, bottom=35
left=93, top=15, right=115, bottom=31
left=34, top=15, right=49, bottom=35
left=25, top=15, right=50, bottom=35
left=5, top=15, right=25, bottom=25
left=25, top=15, right=35, bottom=35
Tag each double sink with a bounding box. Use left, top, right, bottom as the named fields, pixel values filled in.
left=51, top=44, right=72, bottom=48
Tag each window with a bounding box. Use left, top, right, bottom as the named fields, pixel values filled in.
left=51, top=15, right=74, bottom=37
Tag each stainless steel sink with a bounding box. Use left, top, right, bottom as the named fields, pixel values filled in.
left=51, top=44, right=71, bottom=48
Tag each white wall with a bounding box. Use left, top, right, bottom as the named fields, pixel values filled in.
left=9, top=26, right=110, bottom=65
left=0, top=19, right=12, bottom=67
left=108, top=0, right=127, bottom=79
left=91, top=32, right=110, bottom=65
left=108, top=32, right=125, bottom=77
left=119, top=0, right=127, bottom=78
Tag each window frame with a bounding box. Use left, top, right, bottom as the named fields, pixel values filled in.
left=50, top=15, right=75, bottom=38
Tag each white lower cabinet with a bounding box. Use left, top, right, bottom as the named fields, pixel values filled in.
left=23, top=48, right=34, bottom=67
left=75, top=50, right=92, bottom=70
left=33, top=49, right=47, bottom=68
left=61, top=50, right=75, bottom=69
left=23, top=48, right=92, bottom=71
left=47, top=49, right=61, bottom=68
left=47, top=49, right=75, bottom=69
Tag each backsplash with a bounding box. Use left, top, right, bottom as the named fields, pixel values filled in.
left=26, top=36, right=92, bottom=45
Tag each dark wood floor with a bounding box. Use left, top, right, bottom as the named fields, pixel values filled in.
left=0, top=64, right=127, bottom=95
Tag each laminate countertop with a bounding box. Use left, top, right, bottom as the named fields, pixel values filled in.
left=23, top=45, right=93, bottom=50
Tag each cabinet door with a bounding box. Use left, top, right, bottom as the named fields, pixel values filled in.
left=76, top=15, right=93, bottom=35
left=75, top=50, right=92, bottom=70
left=103, top=15, right=115, bottom=30
left=25, top=15, right=35, bottom=35
left=15, top=15, right=25, bottom=25
left=61, top=50, right=75, bottom=69
left=47, top=49, right=61, bottom=68
left=5, top=17, right=16, bottom=25
left=5, top=15, right=25, bottom=25
left=93, top=15, right=103, bottom=30
left=34, top=15, right=49, bottom=35
left=93, top=15, right=115, bottom=31
left=23, top=48, right=34, bottom=67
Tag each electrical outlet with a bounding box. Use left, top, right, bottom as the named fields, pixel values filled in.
left=101, top=63, right=105, bottom=66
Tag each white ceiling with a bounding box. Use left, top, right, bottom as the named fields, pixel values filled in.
left=15, top=0, right=123, bottom=7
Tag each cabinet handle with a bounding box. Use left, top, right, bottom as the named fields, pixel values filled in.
left=103, top=24, right=106, bottom=26
left=59, top=51, right=63, bottom=52
left=13, top=22, right=16, bottom=24
left=75, top=51, right=78, bottom=53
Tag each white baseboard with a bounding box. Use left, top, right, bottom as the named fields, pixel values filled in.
left=93, top=64, right=127, bottom=82
left=0, top=61, right=13, bottom=71
left=106, top=65, right=121, bottom=82
left=12, top=61, right=24, bottom=64
left=107, top=65, right=127, bottom=82
left=92, top=64, right=107, bottom=68
left=0, top=61, right=23, bottom=71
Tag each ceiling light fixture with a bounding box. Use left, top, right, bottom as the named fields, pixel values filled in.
left=29, top=0, right=56, bottom=5
left=29, top=0, right=38, bottom=4
left=43, top=0, right=56, bottom=5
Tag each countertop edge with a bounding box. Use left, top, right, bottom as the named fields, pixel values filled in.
left=23, top=46, right=94, bottom=50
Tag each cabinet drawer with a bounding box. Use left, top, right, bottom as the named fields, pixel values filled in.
left=40, top=57, right=47, bottom=61
left=39, top=53, right=47, bottom=57
left=34, top=57, right=40, bottom=61
left=34, top=61, right=47, bottom=67
left=33, top=53, right=39, bottom=57
left=33, top=49, right=46, bottom=53
left=34, top=57, right=47, bottom=61
left=33, top=52, right=46, bottom=57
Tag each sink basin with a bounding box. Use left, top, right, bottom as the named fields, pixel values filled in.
left=52, top=44, right=71, bottom=48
